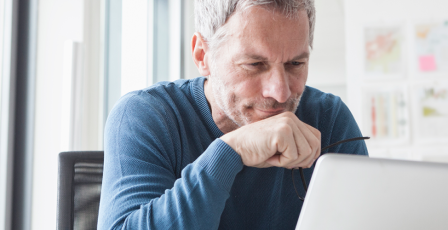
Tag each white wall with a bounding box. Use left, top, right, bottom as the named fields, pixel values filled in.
left=307, top=0, right=347, bottom=102
left=344, top=0, right=448, bottom=161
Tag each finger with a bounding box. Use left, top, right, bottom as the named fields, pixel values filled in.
left=265, top=155, right=282, bottom=167
left=303, top=123, right=322, bottom=161
left=297, top=120, right=321, bottom=160
left=273, top=116, right=311, bottom=168
left=286, top=124, right=312, bottom=168
left=299, top=147, right=314, bottom=168
left=291, top=121, right=320, bottom=168
left=268, top=114, right=313, bottom=168
left=301, top=148, right=316, bottom=168
left=303, top=122, right=321, bottom=140
left=252, top=161, right=275, bottom=168
left=266, top=128, right=298, bottom=167
left=291, top=150, right=314, bottom=169
left=300, top=132, right=319, bottom=168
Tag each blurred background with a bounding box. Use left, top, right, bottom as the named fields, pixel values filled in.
left=1, top=0, right=447, bottom=229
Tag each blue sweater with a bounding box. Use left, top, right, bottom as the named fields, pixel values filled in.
left=98, top=77, right=368, bottom=230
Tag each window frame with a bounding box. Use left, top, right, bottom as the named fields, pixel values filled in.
left=1, top=0, right=37, bottom=229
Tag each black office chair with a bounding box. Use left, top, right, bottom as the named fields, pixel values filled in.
left=57, top=151, right=104, bottom=230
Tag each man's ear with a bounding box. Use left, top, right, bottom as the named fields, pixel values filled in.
left=191, top=32, right=211, bottom=76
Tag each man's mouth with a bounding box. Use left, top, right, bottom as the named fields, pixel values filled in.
left=254, top=108, right=286, bottom=116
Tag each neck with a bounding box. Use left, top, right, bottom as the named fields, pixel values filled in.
left=204, top=78, right=240, bottom=134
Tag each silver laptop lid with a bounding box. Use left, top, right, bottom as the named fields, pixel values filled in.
left=296, top=154, right=448, bottom=230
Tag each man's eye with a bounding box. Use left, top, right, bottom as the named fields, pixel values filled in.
left=250, top=62, right=262, bottom=67
left=291, top=61, right=303, bottom=66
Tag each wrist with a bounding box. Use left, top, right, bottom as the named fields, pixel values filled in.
left=220, top=133, right=239, bottom=156
left=196, top=139, right=244, bottom=192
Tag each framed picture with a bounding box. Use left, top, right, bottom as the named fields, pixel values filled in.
left=363, top=25, right=406, bottom=79
left=361, top=85, right=410, bottom=146
left=412, top=82, right=448, bottom=143
left=413, top=20, right=448, bottom=77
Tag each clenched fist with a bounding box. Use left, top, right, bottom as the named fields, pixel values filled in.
left=220, top=112, right=321, bottom=169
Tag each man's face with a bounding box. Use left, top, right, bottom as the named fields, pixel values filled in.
left=208, top=7, right=310, bottom=127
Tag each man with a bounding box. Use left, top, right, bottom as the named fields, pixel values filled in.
left=98, top=0, right=368, bottom=229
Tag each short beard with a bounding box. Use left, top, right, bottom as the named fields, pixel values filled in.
left=209, top=71, right=304, bottom=127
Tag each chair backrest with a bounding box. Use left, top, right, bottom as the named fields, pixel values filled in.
left=57, top=151, right=104, bottom=230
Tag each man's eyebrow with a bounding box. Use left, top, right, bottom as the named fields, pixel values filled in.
left=290, top=52, right=310, bottom=61
left=237, top=52, right=310, bottom=62
left=240, top=54, right=269, bottom=61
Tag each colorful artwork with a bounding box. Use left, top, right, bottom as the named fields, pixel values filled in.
left=414, top=85, right=448, bottom=140
left=362, top=88, right=409, bottom=142
left=415, top=21, right=448, bottom=73
left=365, top=27, right=403, bottom=75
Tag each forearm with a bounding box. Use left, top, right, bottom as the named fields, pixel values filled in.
left=99, top=139, right=243, bottom=230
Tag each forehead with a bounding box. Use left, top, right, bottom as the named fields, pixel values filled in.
left=224, top=6, right=310, bottom=61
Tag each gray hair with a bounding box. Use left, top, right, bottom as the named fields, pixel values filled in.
left=195, top=0, right=316, bottom=54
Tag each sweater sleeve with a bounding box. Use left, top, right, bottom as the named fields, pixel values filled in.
left=97, top=93, right=244, bottom=230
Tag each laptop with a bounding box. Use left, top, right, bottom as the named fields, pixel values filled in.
left=296, top=154, right=448, bottom=230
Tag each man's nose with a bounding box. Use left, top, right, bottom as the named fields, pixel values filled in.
left=261, top=66, right=291, bottom=103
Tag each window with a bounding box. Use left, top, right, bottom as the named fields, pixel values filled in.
left=31, top=1, right=102, bottom=229
left=105, top=0, right=190, bottom=115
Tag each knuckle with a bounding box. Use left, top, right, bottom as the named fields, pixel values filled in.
left=307, top=125, right=320, bottom=137
left=280, top=115, right=295, bottom=124
left=279, top=116, right=289, bottom=123
left=310, top=138, right=320, bottom=149
left=281, top=111, right=294, bottom=117
left=288, top=111, right=297, bottom=117
left=290, top=153, right=299, bottom=161
left=305, top=146, right=312, bottom=155
left=316, top=130, right=321, bottom=140
left=276, top=123, right=292, bottom=134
